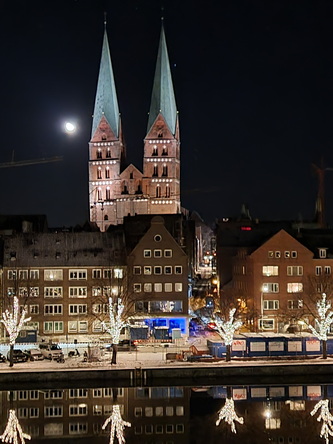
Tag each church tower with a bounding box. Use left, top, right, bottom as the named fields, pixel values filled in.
left=143, top=22, right=181, bottom=216
left=89, top=22, right=180, bottom=231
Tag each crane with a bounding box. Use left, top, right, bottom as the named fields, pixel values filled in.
left=312, top=159, right=333, bottom=228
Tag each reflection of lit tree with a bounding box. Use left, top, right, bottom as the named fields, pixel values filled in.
left=214, top=308, right=242, bottom=361
left=1, top=296, right=31, bottom=367
left=308, top=293, right=333, bottom=359
left=102, top=297, right=127, bottom=364
left=102, top=404, right=131, bottom=444
left=311, top=399, right=333, bottom=444
left=216, top=397, right=244, bottom=433
left=0, top=409, right=31, bottom=443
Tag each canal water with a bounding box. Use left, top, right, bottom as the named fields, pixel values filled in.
left=0, top=382, right=331, bottom=443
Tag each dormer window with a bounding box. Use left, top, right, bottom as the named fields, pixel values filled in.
left=319, top=248, right=327, bottom=258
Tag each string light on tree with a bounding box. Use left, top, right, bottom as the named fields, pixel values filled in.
left=214, top=308, right=242, bottom=361
left=1, top=297, right=31, bottom=345
left=216, top=398, right=244, bottom=433
left=311, top=399, right=333, bottom=444
left=102, top=297, right=127, bottom=364
left=0, top=409, right=31, bottom=444
left=308, top=293, right=333, bottom=359
left=102, top=405, right=131, bottom=444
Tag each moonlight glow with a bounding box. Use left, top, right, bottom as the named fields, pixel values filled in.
left=64, top=122, right=76, bottom=133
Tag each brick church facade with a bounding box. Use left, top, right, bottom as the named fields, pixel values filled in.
left=89, top=24, right=181, bottom=231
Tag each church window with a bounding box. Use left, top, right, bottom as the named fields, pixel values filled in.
left=101, top=134, right=107, bottom=141
left=105, top=167, right=110, bottom=178
left=122, top=184, right=128, bottom=194
left=136, top=184, right=142, bottom=194
left=162, top=146, right=168, bottom=156
left=153, top=165, right=158, bottom=177
left=130, top=172, right=133, bottom=179
left=97, top=188, right=102, bottom=200
left=162, top=165, right=168, bottom=176
left=165, top=185, right=170, bottom=197
left=156, top=186, right=161, bottom=198
left=97, top=168, right=102, bottom=179
left=152, top=147, right=158, bottom=156
left=158, top=130, right=163, bottom=138
left=106, top=187, right=111, bottom=200
left=106, top=148, right=111, bottom=158
left=97, top=149, right=102, bottom=159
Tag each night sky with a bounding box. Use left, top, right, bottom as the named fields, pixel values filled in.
left=1, top=1, right=332, bottom=228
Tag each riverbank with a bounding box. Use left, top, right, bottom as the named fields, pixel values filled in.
left=1, top=350, right=333, bottom=389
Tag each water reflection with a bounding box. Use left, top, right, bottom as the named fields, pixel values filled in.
left=0, top=383, right=332, bottom=443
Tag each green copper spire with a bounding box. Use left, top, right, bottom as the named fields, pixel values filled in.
left=147, top=23, right=177, bottom=135
left=92, top=29, right=119, bottom=138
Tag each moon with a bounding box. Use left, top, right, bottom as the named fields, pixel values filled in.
left=64, top=122, right=76, bottom=133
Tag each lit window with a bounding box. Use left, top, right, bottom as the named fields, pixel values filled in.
left=144, top=266, right=152, bottom=275
left=143, top=250, right=151, bottom=258
left=134, top=283, right=141, bottom=293
left=287, top=283, right=303, bottom=293
left=262, top=266, right=279, bottom=276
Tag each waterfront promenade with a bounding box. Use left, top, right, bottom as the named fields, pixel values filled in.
left=1, top=342, right=333, bottom=389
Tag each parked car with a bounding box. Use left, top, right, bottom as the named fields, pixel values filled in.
left=24, top=348, right=44, bottom=361
left=104, top=340, right=137, bottom=352
left=39, top=343, right=63, bottom=360
left=7, top=349, right=29, bottom=363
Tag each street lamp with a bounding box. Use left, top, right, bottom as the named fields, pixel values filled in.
left=260, top=285, right=268, bottom=331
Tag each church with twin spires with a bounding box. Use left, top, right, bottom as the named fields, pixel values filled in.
left=89, top=23, right=181, bottom=231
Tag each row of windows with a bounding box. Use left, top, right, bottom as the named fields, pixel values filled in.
left=134, top=300, right=183, bottom=313
left=143, top=249, right=173, bottom=258
left=28, top=304, right=88, bottom=315
left=262, top=283, right=303, bottom=293
left=7, top=268, right=124, bottom=281
left=263, top=300, right=303, bottom=310
left=268, top=251, right=298, bottom=259
left=134, top=423, right=185, bottom=435
left=262, top=265, right=332, bottom=276
left=134, top=283, right=183, bottom=293
left=27, top=320, right=127, bottom=334
left=10, top=387, right=122, bottom=401
left=29, top=403, right=125, bottom=418
left=134, top=265, right=182, bottom=275
left=134, top=405, right=184, bottom=417
left=9, top=286, right=121, bottom=298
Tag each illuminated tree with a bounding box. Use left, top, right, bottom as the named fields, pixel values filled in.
left=311, top=399, right=333, bottom=444
left=102, top=404, right=131, bottom=444
left=216, top=397, right=244, bottom=433
left=102, top=297, right=127, bottom=364
left=0, top=409, right=31, bottom=443
left=214, top=308, right=242, bottom=361
left=308, top=293, right=333, bottom=359
left=1, top=297, right=31, bottom=367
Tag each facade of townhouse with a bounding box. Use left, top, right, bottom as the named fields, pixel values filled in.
left=127, top=216, right=189, bottom=338
left=1, top=231, right=127, bottom=343
left=216, top=214, right=333, bottom=332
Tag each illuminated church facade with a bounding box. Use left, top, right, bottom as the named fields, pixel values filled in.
left=88, top=24, right=181, bottom=231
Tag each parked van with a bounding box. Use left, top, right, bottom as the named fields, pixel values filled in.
left=39, top=343, right=63, bottom=360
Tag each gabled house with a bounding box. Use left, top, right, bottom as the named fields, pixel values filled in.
left=127, top=216, right=189, bottom=338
